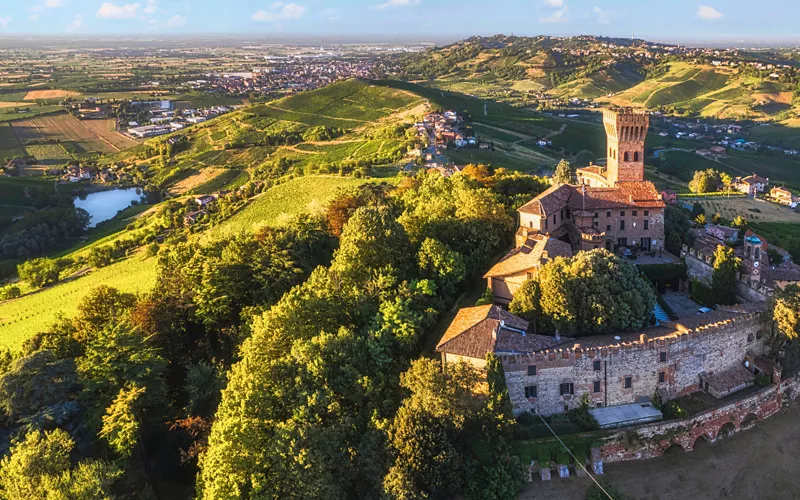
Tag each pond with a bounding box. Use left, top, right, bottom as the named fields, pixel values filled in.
left=74, top=187, right=144, bottom=228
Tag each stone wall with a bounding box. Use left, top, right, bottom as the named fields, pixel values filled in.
left=502, top=312, right=766, bottom=416
left=598, top=378, right=791, bottom=463
left=684, top=250, right=714, bottom=287
left=735, top=280, right=770, bottom=303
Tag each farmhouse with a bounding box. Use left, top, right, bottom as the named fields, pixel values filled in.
left=733, top=173, right=769, bottom=196
left=436, top=304, right=769, bottom=416
left=770, top=186, right=798, bottom=208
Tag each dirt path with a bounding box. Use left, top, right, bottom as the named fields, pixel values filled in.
left=544, top=123, right=567, bottom=140
left=474, top=122, right=535, bottom=140
left=519, top=404, right=800, bottom=500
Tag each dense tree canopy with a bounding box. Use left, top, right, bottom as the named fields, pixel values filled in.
left=513, top=250, right=656, bottom=336
left=712, top=245, right=741, bottom=306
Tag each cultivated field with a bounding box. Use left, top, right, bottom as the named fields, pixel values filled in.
left=25, top=143, right=71, bottom=165
left=24, top=89, right=80, bottom=100
left=0, top=122, right=24, bottom=159
left=11, top=113, right=116, bottom=154
left=0, top=255, right=158, bottom=350
left=79, top=118, right=139, bottom=150
left=202, top=176, right=374, bottom=242
left=683, top=196, right=800, bottom=223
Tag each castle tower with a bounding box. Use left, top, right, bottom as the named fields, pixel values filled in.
left=603, top=108, right=649, bottom=185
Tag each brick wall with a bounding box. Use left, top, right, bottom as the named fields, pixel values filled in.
left=599, top=382, right=784, bottom=463
left=502, top=312, right=766, bottom=416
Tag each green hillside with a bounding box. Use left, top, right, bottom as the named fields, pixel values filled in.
left=109, top=79, right=425, bottom=192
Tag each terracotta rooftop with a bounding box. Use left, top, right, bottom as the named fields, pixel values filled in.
left=484, top=235, right=572, bottom=278
left=701, top=365, right=755, bottom=396
left=436, top=305, right=570, bottom=359
left=518, top=181, right=664, bottom=218
left=740, top=173, right=768, bottom=184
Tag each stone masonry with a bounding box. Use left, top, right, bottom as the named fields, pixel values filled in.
left=502, top=311, right=766, bottom=416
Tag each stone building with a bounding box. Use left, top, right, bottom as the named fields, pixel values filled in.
left=683, top=227, right=800, bottom=300
left=484, top=108, right=665, bottom=305
left=436, top=304, right=769, bottom=416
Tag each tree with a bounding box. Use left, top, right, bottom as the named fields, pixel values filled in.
left=731, top=215, right=747, bottom=231
left=771, top=284, right=800, bottom=341
left=72, top=286, right=137, bottom=341
left=712, top=245, right=741, bottom=305
left=536, top=249, right=656, bottom=336
left=0, top=429, right=120, bottom=500
left=17, top=258, right=60, bottom=288
left=552, top=159, right=574, bottom=185
left=573, top=150, right=596, bottom=168
left=100, top=383, right=145, bottom=457
left=184, top=362, right=226, bottom=418
left=695, top=213, right=706, bottom=226
left=509, top=278, right=548, bottom=333
left=87, top=245, right=114, bottom=268
left=720, top=172, right=732, bottom=196
left=711, top=212, right=722, bottom=225
left=689, top=169, right=721, bottom=194
left=417, top=238, right=466, bottom=297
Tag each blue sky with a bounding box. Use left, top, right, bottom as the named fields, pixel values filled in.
left=0, top=0, right=796, bottom=41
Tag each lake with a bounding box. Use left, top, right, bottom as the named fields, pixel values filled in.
left=74, top=187, right=144, bottom=228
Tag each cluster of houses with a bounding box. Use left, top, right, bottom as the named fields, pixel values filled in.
left=183, top=57, right=377, bottom=96
left=183, top=194, right=219, bottom=226
left=126, top=103, right=236, bottom=139
left=60, top=164, right=122, bottom=184
left=413, top=111, right=478, bottom=149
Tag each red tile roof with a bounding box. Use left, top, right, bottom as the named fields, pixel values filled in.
left=518, top=182, right=664, bottom=217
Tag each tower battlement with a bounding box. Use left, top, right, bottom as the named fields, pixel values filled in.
left=603, top=107, right=649, bottom=185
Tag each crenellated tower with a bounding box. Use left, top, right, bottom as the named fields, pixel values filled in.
left=603, top=107, right=648, bottom=185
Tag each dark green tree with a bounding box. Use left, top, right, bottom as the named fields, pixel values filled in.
left=711, top=245, right=740, bottom=305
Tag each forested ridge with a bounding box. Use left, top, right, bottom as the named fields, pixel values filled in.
left=0, top=168, right=547, bottom=499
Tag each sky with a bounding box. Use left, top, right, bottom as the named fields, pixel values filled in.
left=0, top=0, right=798, bottom=43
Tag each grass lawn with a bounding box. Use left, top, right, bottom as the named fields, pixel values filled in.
left=0, top=254, right=158, bottom=350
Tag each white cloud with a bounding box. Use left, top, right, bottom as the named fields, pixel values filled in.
left=67, top=14, right=83, bottom=31
left=96, top=2, right=141, bottom=19
left=697, top=5, right=723, bottom=20
left=544, top=0, right=563, bottom=6
left=539, top=6, right=568, bottom=23
left=321, top=8, right=339, bottom=21
left=593, top=6, right=611, bottom=24
left=0, top=17, right=10, bottom=29
left=374, top=0, right=421, bottom=10
left=252, top=2, right=307, bottom=21
left=29, top=14, right=41, bottom=21
left=45, top=0, right=65, bottom=7
left=165, top=14, right=187, bottom=27
left=143, top=0, right=157, bottom=14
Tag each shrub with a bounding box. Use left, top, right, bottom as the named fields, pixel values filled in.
left=0, top=286, right=21, bottom=301
left=17, top=258, right=60, bottom=288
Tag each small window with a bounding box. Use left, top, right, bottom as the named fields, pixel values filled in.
left=624, top=376, right=632, bottom=389
left=624, top=152, right=630, bottom=162
left=644, top=210, right=649, bottom=216
left=658, top=371, right=666, bottom=384
left=593, top=360, right=602, bottom=371
left=606, top=224, right=612, bottom=231
left=594, top=212, right=599, bottom=218
left=644, top=220, right=650, bottom=230
left=526, top=271, right=535, bottom=280
left=553, top=214, right=557, bottom=225
left=560, top=382, right=574, bottom=396
left=564, top=405, right=569, bottom=413
left=545, top=219, right=549, bottom=230
left=620, top=211, right=625, bottom=217
left=632, top=210, right=637, bottom=216
left=527, top=365, right=537, bottom=376
left=747, top=333, right=754, bottom=343
left=757, top=330, right=763, bottom=340
left=593, top=381, right=601, bottom=393
left=525, top=385, right=537, bottom=398
left=596, top=402, right=603, bottom=408
left=634, top=152, right=640, bottom=162
left=659, top=351, right=667, bottom=363
left=606, top=211, right=611, bottom=217
left=619, top=220, right=626, bottom=231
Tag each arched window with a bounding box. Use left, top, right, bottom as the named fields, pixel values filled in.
left=624, top=152, right=630, bottom=162
left=609, top=147, right=612, bottom=158
left=756, top=330, right=763, bottom=340
left=747, top=333, right=754, bottom=343
left=755, top=248, right=761, bottom=261
left=634, top=152, right=639, bottom=162
left=746, top=246, right=751, bottom=258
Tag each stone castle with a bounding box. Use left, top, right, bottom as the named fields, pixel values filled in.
left=484, top=107, right=665, bottom=305
left=437, top=107, right=772, bottom=418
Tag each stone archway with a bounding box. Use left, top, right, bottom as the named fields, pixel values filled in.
left=740, top=413, right=758, bottom=429
left=718, top=422, right=736, bottom=439
left=660, top=443, right=686, bottom=456
left=692, top=434, right=712, bottom=451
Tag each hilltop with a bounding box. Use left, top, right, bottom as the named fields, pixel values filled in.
left=392, top=35, right=800, bottom=121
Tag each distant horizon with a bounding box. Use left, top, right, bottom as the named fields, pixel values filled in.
left=2, top=0, right=800, bottom=46
left=1, top=32, right=800, bottom=50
